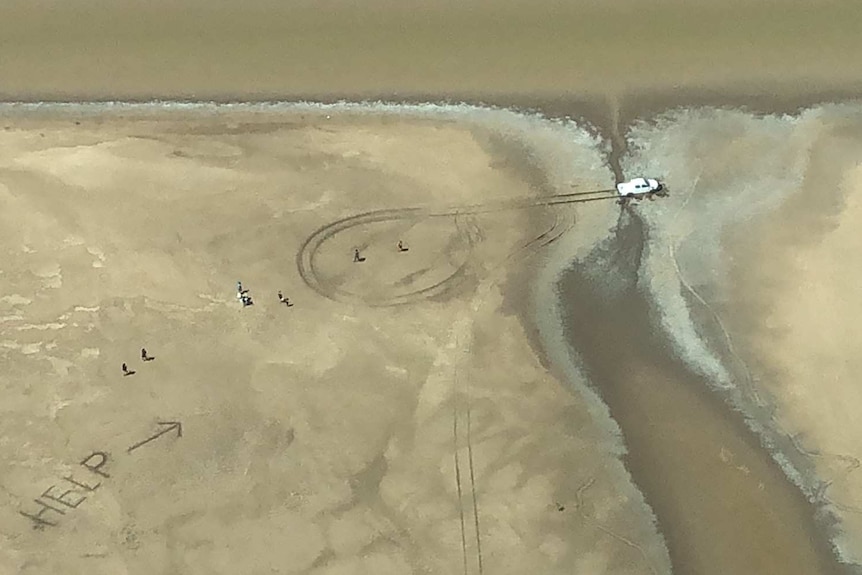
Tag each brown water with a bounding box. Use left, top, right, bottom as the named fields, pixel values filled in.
left=3, top=1, right=862, bottom=572
left=2, top=0, right=862, bottom=100
left=557, top=210, right=851, bottom=575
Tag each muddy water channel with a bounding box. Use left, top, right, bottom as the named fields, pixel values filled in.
left=557, top=211, right=849, bottom=575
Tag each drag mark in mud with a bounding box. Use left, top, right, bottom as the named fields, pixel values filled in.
left=606, top=94, right=626, bottom=185
left=296, top=188, right=616, bottom=306
left=790, top=434, right=862, bottom=516
left=574, top=476, right=658, bottom=575
left=484, top=211, right=574, bottom=283
left=666, top=173, right=761, bottom=398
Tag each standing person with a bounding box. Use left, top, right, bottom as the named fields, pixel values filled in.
left=141, top=348, right=149, bottom=361
left=237, top=281, right=243, bottom=294
left=353, top=249, right=362, bottom=262
left=122, top=363, right=129, bottom=375
left=397, top=240, right=408, bottom=252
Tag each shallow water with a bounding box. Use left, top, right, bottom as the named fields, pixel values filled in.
left=2, top=0, right=862, bottom=100
left=613, top=103, right=862, bottom=569
left=556, top=210, right=849, bottom=575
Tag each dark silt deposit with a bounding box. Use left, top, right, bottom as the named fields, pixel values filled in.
left=556, top=207, right=851, bottom=575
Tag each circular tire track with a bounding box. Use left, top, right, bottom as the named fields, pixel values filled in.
left=296, top=189, right=616, bottom=306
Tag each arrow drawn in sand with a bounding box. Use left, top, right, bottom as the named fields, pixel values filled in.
left=127, top=421, right=183, bottom=453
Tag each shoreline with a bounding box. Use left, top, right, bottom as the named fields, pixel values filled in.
left=3, top=98, right=861, bottom=573
left=4, top=86, right=860, bottom=179
left=547, top=213, right=851, bottom=574
left=3, top=81, right=862, bottom=120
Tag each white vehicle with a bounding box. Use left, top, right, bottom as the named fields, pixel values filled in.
left=616, top=177, right=665, bottom=203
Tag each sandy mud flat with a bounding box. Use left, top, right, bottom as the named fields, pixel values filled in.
left=0, top=104, right=672, bottom=575
left=2, top=97, right=862, bottom=575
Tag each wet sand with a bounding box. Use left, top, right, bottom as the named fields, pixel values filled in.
left=555, top=212, right=849, bottom=575
left=607, top=103, right=862, bottom=570
left=719, top=110, right=862, bottom=563
left=3, top=0, right=862, bottom=573
left=2, top=103, right=855, bottom=575
left=0, top=108, right=672, bottom=575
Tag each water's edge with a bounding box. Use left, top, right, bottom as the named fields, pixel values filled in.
left=4, top=99, right=859, bottom=574
left=547, top=209, right=853, bottom=574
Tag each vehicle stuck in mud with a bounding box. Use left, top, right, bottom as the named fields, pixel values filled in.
left=616, top=177, right=666, bottom=204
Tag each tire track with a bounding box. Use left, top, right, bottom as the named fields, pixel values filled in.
left=504, top=211, right=561, bottom=264
left=575, top=476, right=658, bottom=575
left=454, top=405, right=470, bottom=575
left=466, top=407, right=484, bottom=575
left=296, top=188, right=616, bottom=306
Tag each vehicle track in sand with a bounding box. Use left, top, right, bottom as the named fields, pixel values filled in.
left=295, top=189, right=615, bottom=307
left=453, top=403, right=470, bottom=575
left=465, top=407, right=483, bottom=575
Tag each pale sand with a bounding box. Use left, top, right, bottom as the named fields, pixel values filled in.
left=0, top=109, right=670, bottom=574
left=721, top=111, right=862, bottom=564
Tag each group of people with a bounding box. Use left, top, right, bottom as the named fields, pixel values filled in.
left=237, top=281, right=254, bottom=306
left=119, top=241, right=409, bottom=377
left=278, top=290, right=293, bottom=307
left=120, top=278, right=294, bottom=378
left=354, top=240, right=408, bottom=263
left=237, top=281, right=292, bottom=308
left=121, top=347, right=153, bottom=376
